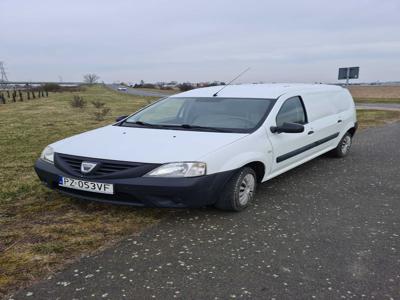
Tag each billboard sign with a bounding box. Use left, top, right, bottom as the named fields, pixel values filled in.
left=338, top=67, right=359, bottom=80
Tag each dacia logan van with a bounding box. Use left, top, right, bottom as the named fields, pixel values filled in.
left=35, top=84, right=357, bottom=211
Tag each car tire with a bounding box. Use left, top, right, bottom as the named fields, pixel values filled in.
left=330, top=132, right=352, bottom=158
left=215, top=167, right=257, bottom=211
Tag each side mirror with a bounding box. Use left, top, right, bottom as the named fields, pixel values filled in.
left=115, top=115, right=128, bottom=122
left=270, top=122, right=304, bottom=134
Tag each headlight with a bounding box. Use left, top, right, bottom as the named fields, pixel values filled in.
left=145, top=162, right=206, bottom=178
left=40, top=146, right=54, bottom=164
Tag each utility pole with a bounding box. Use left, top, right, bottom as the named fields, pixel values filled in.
left=0, top=61, right=9, bottom=89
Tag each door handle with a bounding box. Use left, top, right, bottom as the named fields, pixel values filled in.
left=337, top=119, right=342, bottom=123
left=308, top=131, right=314, bottom=135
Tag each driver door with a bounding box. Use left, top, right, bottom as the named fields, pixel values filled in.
left=268, top=96, right=315, bottom=173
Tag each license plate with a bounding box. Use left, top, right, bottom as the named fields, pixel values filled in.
left=59, top=177, right=114, bottom=194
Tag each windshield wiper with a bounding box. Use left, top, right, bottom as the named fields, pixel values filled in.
left=122, top=121, right=228, bottom=132
left=176, top=124, right=229, bottom=132
left=123, top=120, right=160, bottom=127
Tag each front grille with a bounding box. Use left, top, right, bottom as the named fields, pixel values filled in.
left=55, top=153, right=154, bottom=178
left=59, top=155, right=137, bottom=175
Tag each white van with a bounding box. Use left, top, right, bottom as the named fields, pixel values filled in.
left=35, top=84, right=357, bottom=211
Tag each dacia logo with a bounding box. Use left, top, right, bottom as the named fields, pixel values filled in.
left=81, top=162, right=97, bottom=174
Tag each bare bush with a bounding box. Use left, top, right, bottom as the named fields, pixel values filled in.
left=91, top=100, right=105, bottom=109
left=70, top=95, right=86, bottom=109
left=93, top=107, right=111, bottom=121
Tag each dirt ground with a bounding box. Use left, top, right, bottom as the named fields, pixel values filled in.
left=348, top=85, right=400, bottom=99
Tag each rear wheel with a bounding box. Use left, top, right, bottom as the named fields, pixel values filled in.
left=330, top=132, right=352, bottom=158
left=215, top=167, right=257, bottom=211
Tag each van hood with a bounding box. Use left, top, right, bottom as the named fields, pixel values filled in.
left=51, top=125, right=247, bottom=163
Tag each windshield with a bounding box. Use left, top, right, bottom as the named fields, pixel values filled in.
left=121, top=97, right=275, bottom=133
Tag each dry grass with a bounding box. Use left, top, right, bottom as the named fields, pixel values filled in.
left=348, top=85, right=400, bottom=103
left=353, top=98, right=400, bottom=104
left=0, top=85, right=163, bottom=297
left=356, top=109, right=400, bottom=129
left=133, top=87, right=177, bottom=95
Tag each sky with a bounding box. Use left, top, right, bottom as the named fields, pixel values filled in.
left=1, top=0, right=400, bottom=84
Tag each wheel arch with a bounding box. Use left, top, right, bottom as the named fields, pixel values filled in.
left=243, top=161, right=266, bottom=183
left=347, top=123, right=358, bottom=136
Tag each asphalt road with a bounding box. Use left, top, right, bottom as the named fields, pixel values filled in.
left=13, top=123, right=400, bottom=300
left=108, top=84, right=172, bottom=97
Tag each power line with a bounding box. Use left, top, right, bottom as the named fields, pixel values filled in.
left=0, top=61, right=9, bottom=89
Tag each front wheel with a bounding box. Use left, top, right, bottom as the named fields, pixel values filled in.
left=330, top=132, right=352, bottom=158
left=215, top=167, right=257, bottom=211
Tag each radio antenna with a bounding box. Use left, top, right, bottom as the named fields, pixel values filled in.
left=213, top=67, right=251, bottom=97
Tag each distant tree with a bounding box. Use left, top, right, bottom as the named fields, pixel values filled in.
left=42, top=83, right=61, bottom=92
left=177, top=83, right=194, bottom=92
left=206, top=81, right=226, bottom=87
left=83, top=73, right=100, bottom=84
left=142, top=83, right=156, bottom=89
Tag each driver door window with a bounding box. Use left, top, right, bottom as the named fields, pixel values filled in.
left=276, top=96, right=307, bottom=127
left=270, top=96, right=313, bottom=173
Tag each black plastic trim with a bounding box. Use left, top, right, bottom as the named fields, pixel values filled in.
left=34, top=159, right=236, bottom=208
left=276, top=132, right=340, bottom=163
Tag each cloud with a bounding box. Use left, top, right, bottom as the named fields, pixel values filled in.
left=1, top=0, right=399, bottom=82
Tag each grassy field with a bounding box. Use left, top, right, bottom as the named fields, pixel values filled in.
left=348, top=85, right=400, bottom=103
left=356, top=109, right=400, bottom=129
left=353, top=98, right=400, bottom=104
left=0, top=86, right=399, bottom=297
left=0, top=86, right=164, bottom=297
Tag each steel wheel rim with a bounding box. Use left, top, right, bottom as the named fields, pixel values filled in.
left=238, top=174, right=255, bottom=205
left=341, top=135, right=351, bottom=154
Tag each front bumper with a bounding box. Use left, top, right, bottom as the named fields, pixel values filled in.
left=34, top=159, right=235, bottom=208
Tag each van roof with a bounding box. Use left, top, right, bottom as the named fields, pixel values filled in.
left=173, top=83, right=343, bottom=99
